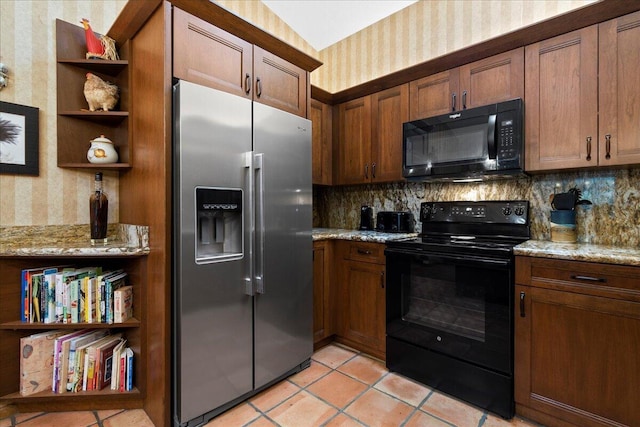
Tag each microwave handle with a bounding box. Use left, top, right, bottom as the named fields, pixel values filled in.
left=487, top=114, right=497, bottom=159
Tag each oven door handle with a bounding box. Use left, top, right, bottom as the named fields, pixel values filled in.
left=386, top=248, right=511, bottom=267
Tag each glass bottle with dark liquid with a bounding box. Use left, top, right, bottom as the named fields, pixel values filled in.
left=90, top=172, right=108, bottom=245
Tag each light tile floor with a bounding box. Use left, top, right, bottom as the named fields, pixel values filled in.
left=0, top=344, right=543, bottom=427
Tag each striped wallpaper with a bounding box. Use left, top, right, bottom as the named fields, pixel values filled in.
left=0, top=0, right=126, bottom=227
left=218, top=0, right=596, bottom=93
left=1, top=0, right=594, bottom=226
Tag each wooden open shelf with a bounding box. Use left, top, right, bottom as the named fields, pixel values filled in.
left=0, top=318, right=140, bottom=330
left=56, top=20, right=131, bottom=169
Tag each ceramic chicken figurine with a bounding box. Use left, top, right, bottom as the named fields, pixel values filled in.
left=80, top=18, right=119, bottom=60
left=83, top=73, right=119, bottom=111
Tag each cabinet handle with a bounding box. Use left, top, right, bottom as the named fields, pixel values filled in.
left=357, top=249, right=372, bottom=255
left=605, top=134, right=611, bottom=160
left=462, top=90, right=467, bottom=110
left=380, top=272, right=385, bottom=289
left=372, top=163, right=376, bottom=179
left=571, top=274, right=607, bottom=283
left=256, top=77, right=262, bottom=97
left=586, top=136, right=592, bottom=161
left=519, top=291, right=525, bottom=317
left=451, top=92, right=456, bottom=112
left=364, top=164, right=369, bottom=179
left=244, top=73, right=251, bottom=94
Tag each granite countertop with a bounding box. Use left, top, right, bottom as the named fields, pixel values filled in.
left=0, top=224, right=150, bottom=257
left=313, top=228, right=418, bottom=243
left=514, top=240, right=640, bottom=267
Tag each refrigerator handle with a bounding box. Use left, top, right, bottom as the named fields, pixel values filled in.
left=244, top=152, right=255, bottom=296
left=254, top=152, right=266, bottom=294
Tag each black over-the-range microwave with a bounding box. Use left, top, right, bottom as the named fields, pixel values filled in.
left=402, top=98, right=524, bottom=182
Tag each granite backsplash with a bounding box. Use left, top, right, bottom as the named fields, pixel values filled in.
left=313, top=169, right=640, bottom=248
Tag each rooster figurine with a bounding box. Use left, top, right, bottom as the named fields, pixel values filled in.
left=81, top=18, right=119, bottom=60
left=84, top=73, right=119, bottom=111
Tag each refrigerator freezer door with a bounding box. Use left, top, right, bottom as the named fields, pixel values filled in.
left=252, top=102, right=313, bottom=389
left=173, top=81, right=253, bottom=424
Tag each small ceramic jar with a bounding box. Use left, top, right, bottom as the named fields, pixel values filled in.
left=87, top=134, right=118, bottom=164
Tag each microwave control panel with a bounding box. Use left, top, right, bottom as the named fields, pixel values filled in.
left=497, top=118, right=518, bottom=161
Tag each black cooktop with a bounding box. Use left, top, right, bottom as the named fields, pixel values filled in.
left=386, top=200, right=530, bottom=258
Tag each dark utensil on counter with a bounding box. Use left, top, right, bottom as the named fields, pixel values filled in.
left=359, top=205, right=374, bottom=230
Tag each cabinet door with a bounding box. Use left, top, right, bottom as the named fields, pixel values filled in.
left=515, top=285, right=640, bottom=427
left=310, top=99, right=333, bottom=185
left=409, top=68, right=460, bottom=120
left=459, top=48, right=524, bottom=109
left=525, top=26, right=598, bottom=171
left=173, top=8, right=252, bottom=98
left=313, top=241, right=332, bottom=343
left=340, top=260, right=386, bottom=355
left=337, top=96, right=372, bottom=185
left=599, top=11, right=640, bottom=167
left=371, top=84, right=408, bottom=183
left=253, top=46, right=307, bottom=117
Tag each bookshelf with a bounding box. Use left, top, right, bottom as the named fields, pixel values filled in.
left=0, top=227, right=148, bottom=412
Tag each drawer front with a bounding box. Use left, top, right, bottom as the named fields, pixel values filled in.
left=345, top=242, right=385, bottom=264
left=516, top=256, right=640, bottom=301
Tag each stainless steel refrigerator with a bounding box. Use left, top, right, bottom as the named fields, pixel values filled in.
left=172, top=80, right=313, bottom=427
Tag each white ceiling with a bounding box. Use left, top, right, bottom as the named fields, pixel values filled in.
left=261, top=0, right=418, bottom=51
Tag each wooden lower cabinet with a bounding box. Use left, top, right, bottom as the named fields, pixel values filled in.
left=313, top=241, right=333, bottom=347
left=335, top=241, right=386, bottom=360
left=515, top=256, right=640, bottom=427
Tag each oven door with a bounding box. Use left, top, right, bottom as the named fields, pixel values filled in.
left=386, top=247, right=513, bottom=374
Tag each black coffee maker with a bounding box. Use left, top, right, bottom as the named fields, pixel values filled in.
left=359, top=205, right=374, bottom=230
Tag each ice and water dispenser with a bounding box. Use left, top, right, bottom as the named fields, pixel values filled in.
left=195, top=187, right=243, bottom=263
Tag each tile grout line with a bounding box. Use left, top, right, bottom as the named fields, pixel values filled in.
left=311, top=346, right=441, bottom=426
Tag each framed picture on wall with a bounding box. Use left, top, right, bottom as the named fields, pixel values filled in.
left=0, top=101, right=39, bottom=176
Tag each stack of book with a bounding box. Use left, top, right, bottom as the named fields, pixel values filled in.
left=20, top=267, right=132, bottom=324
left=19, top=329, right=134, bottom=396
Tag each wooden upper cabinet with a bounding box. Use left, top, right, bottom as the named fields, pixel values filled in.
left=253, top=46, right=307, bottom=117
left=371, top=84, right=408, bottom=182
left=459, top=48, right=524, bottom=109
left=410, top=69, right=460, bottom=120
left=599, top=10, right=640, bottom=167
left=173, top=8, right=307, bottom=117
left=173, top=7, right=252, bottom=99
left=525, top=26, right=599, bottom=171
left=409, top=48, right=523, bottom=120
left=337, top=85, right=407, bottom=185
left=310, top=99, right=332, bottom=185
left=338, top=96, right=372, bottom=185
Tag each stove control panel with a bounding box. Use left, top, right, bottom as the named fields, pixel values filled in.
left=420, top=200, right=529, bottom=225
